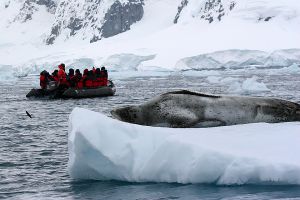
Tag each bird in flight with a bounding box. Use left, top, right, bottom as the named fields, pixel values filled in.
left=26, top=111, right=32, bottom=118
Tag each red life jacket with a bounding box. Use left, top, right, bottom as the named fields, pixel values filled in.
left=100, top=71, right=107, bottom=86
left=58, top=69, right=68, bottom=85
left=85, top=79, right=93, bottom=88
left=77, top=81, right=83, bottom=89
left=83, top=74, right=93, bottom=88
left=68, top=75, right=77, bottom=87
left=73, top=74, right=83, bottom=89
left=92, top=79, right=99, bottom=87
left=52, top=75, right=59, bottom=82
left=40, top=75, right=47, bottom=89
left=80, top=75, right=86, bottom=88
left=103, top=77, right=108, bottom=86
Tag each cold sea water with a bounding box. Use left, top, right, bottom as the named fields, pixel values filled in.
left=1, top=68, right=300, bottom=200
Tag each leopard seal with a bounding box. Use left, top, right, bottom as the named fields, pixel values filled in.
left=111, top=90, right=300, bottom=128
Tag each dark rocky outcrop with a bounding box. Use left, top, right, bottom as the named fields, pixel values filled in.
left=96, top=0, right=144, bottom=42
left=174, top=0, right=188, bottom=24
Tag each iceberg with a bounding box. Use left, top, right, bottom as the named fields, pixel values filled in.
left=68, top=108, right=300, bottom=185
left=102, top=53, right=156, bottom=71
left=175, top=49, right=300, bottom=71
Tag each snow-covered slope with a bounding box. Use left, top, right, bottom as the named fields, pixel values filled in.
left=174, top=0, right=300, bottom=24
left=174, top=0, right=236, bottom=24
left=69, top=108, right=300, bottom=184
left=0, top=0, right=300, bottom=76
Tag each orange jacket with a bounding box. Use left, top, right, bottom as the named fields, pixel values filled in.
left=58, top=68, right=67, bottom=85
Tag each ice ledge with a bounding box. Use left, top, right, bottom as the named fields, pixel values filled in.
left=68, top=107, right=300, bottom=185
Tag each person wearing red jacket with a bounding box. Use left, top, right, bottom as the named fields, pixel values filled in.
left=100, top=66, right=108, bottom=86
left=84, top=70, right=94, bottom=88
left=81, top=69, right=89, bottom=88
left=74, top=69, right=83, bottom=89
left=67, top=68, right=77, bottom=87
left=51, top=70, right=59, bottom=82
left=93, top=68, right=101, bottom=87
left=57, top=64, right=68, bottom=87
left=40, top=71, right=47, bottom=89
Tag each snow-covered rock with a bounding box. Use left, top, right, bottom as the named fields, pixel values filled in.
left=68, top=108, right=300, bottom=184
left=13, top=0, right=57, bottom=22
left=174, top=0, right=236, bottom=24
left=175, top=0, right=300, bottom=24
left=46, top=0, right=144, bottom=44
left=1, top=0, right=144, bottom=44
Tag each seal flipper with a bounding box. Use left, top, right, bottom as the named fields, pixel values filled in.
left=164, top=109, right=199, bottom=128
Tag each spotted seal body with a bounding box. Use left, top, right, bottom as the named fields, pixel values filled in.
left=111, top=90, right=300, bottom=128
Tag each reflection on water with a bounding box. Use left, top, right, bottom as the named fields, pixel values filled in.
left=0, top=70, right=300, bottom=199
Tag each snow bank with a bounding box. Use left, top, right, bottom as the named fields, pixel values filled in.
left=68, top=108, right=300, bottom=185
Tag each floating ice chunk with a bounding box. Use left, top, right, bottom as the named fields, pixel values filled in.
left=242, top=76, right=270, bottom=92
left=228, top=76, right=270, bottom=94
left=227, top=82, right=243, bottom=93
left=68, top=108, right=300, bottom=185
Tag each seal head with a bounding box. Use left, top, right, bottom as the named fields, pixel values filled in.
left=111, top=105, right=144, bottom=124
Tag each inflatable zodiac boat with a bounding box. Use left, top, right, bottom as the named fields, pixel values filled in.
left=26, top=80, right=116, bottom=99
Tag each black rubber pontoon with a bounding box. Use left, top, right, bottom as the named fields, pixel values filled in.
left=26, top=80, right=116, bottom=99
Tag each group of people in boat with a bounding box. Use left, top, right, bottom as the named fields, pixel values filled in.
left=40, top=63, right=109, bottom=90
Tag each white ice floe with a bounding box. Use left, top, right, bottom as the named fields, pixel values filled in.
left=227, top=76, right=270, bottom=94
left=68, top=108, right=300, bottom=185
